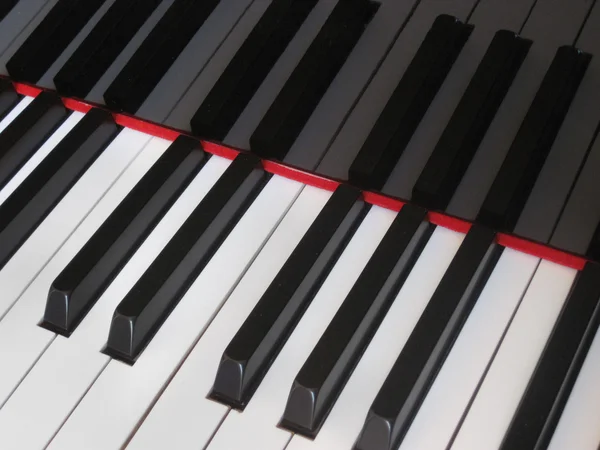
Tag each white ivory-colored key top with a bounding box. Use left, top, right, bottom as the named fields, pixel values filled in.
left=47, top=175, right=305, bottom=450
left=451, top=261, right=578, bottom=450
left=399, top=249, right=539, bottom=450
left=0, top=127, right=152, bottom=323
left=127, top=185, right=331, bottom=450
left=206, top=206, right=399, bottom=450
left=0, top=154, right=231, bottom=450
left=286, top=226, right=464, bottom=450
left=0, top=96, right=32, bottom=134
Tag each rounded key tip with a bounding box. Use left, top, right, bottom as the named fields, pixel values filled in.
left=279, top=382, right=319, bottom=438
left=209, top=357, right=246, bottom=410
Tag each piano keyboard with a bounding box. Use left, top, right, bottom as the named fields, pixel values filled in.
left=0, top=0, right=598, bottom=449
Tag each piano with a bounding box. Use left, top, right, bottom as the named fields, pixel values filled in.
left=0, top=0, right=597, bottom=449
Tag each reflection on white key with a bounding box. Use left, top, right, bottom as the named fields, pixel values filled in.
left=399, top=249, right=539, bottom=450
left=0, top=127, right=151, bottom=322
left=0, top=111, right=84, bottom=206
left=127, top=185, right=331, bottom=450
left=548, top=323, right=600, bottom=450
left=47, top=175, right=305, bottom=450
left=451, top=261, right=578, bottom=450
left=286, top=226, right=464, bottom=450
left=0, top=96, right=32, bottom=134
left=207, top=206, right=397, bottom=450
left=0, top=154, right=231, bottom=450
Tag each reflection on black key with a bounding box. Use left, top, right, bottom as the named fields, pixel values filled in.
left=6, top=0, right=106, bottom=83
left=42, top=136, right=207, bottom=336
left=0, top=91, right=67, bottom=191
left=0, top=108, right=117, bottom=270
left=348, top=15, right=472, bottom=191
left=104, top=153, right=268, bottom=364
left=54, top=0, right=163, bottom=98
left=412, top=30, right=531, bottom=210
left=0, top=78, right=19, bottom=120
left=477, top=46, right=591, bottom=232
left=280, top=204, right=431, bottom=438
left=103, top=0, right=220, bottom=114
left=354, top=225, right=501, bottom=450
left=0, top=0, right=18, bottom=22
left=190, top=0, right=318, bottom=141
left=500, top=262, right=600, bottom=450
left=250, top=0, right=378, bottom=160
left=210, top=184, right=367, bottom=410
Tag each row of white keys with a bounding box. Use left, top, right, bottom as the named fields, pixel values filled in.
left=0, top=118, right=153, bottom=323
left=450, top=260, right=578, bottom=449
left=0, top=153, right=232, bottom=450
left=206, top=207, right=428, bottom=450
left=127, top=184, right=331, bottom=450
left=0, top=135, right=171, bottom=408
left=548, top=320, right=600, bottom=450
left=285, top=226, right=465, bottom=450
left=45, top=173, right=305, bottom=450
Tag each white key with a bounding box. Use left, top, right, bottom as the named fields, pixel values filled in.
left=548, top=323, right=600, bottom=450
left=399, top=249, right=539, bottom=450
left=451, top=261, right=578, bottom=450
left=0, top=136, right=170, bottom=409
left=0, top=154, right=231, bottom=450
left=0, top=127, right=151, bottom=321
left=0, top=110, right=84, bottom=206
left=47, top=175, right=306, bottom=450
left=127, top=185, right=332, bottom=450
left=286, top=226, right=465, bottom=450
left=207, top=206, right=399, bottom=450
left=0, top=96, right=32, bottom=134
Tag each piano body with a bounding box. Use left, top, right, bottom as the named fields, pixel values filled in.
left=0, top=0, right=597, bottom=449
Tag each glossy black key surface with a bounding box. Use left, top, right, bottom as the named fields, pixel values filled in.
left=190, top=0, right=318, bottom=141
left=500, top=262, right=600, bottom=450
left=0, top=78, right=19, bottom=120
left=0, top=91, right=67, bottom=192
left=103, top=0, right=220, bottom=114
left=54, top=0, right=163, bottom=98
left=0, top=108, right=117, bottom=270
left=6, top=0, right=106, bottom=83
left=210, top=184, right=367, bottom=410
left=348, top=15, right=473, bottom=191
left=104, top=153, right=268, bottom=364
left=0, top=0, right=18, bottom=22
left=280, top=204, right=431, bottom=438
left=42, top=136, right=207, bottom=336
left=354, top=225, right=501, bottom=450
left=250, top=0, right=378, bottom=160
left=477, top=46, right=591, bottom=232
left=412, top=30, right=531, bottom=211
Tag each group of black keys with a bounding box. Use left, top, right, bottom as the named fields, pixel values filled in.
left=0, top=0, right=598, bottom=449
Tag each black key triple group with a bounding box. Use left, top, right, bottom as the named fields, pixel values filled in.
left=0, top=0, right=600, bottom=449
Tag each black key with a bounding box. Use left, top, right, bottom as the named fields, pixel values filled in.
left=190, top=0, right=318, bottom=141
left=42, top=135, right=207, bottom=336
left=103, top=0, right=220, bottom=114
left=477, top=46, right=591, bottom=232
left=0, top=78, right=19, bottom=121
left=585, top=219, right=600, bottom=261
left=6, top=0, right=106, bottom=83
left=0, top=0, right=18, bottom=23
left=104, top=153, right=268, bottom=364
left=0, top=91, right=67, bottom=192
left=54, top=0, right=163, bottom=99
left=0, top=108, right=117, bottom=270
left=348, top=15, right=473, bottom=191
left=210, top=184, right=367, bottom=410
left=412, top=30, right=531, bottom=211
left=249, top=0, right=378, bottom=160
left=354, top=225, right=501, bottom=450
left=280, top=204, right=431, bottom=438
left=500, top=262, right=600, bottom=450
